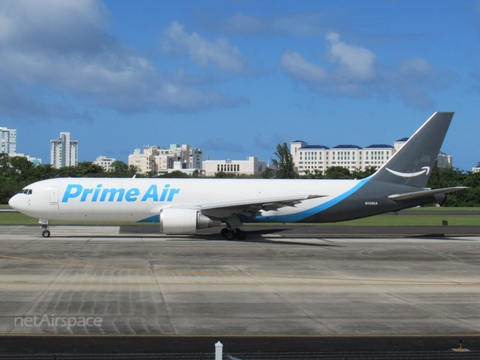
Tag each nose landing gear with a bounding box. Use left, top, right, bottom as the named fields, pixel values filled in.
left=39, top=219, right=50, bottom=237
left=41, top=225, right=50, bottom=238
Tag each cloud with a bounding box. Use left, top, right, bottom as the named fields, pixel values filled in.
left=326, top=32, right=376, bottom=82
left=0, top=0, right=246, bottom=119
left=279, top=31, right=449, bottom=109
left=391, top=58, right=445, bottom=110
left=0, top=82, right=92, bottom=120
left=161, top=21, right=248, bottom=74
left=279, top=52, right=327, bottom=83
left=0, top=0, right=111, bottom=54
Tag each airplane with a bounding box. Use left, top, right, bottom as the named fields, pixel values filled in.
left=8, top=112, right=467, bottom=240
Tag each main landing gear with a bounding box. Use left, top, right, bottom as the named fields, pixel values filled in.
left=220, top=215, right=247, bottom=240
left=220, top=228, right=247, bottom=240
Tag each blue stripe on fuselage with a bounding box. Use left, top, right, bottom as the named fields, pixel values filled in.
left=138, top=215, right=160, bottom=223
left=248, top=177, right=371, bottom=223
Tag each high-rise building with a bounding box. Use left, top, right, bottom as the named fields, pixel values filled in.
left=50, top=132, right=78, bottom=168
left=0, top=127, right=17, bottom=155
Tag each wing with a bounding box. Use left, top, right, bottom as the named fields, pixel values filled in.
left=197, top=194, right=325, bottom=220
left=388, top=186, right=468, bottom=201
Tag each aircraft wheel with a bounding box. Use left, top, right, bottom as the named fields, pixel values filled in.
left=220, top=228, right=229, bottom=238
left=42, top=230, right=51, bottom=238
left=236, top=230, right=247, bottom=240
left=224, top=230, right=235, bottom=240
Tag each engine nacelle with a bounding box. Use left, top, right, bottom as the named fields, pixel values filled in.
left=159, top=208, right=221, bottom=234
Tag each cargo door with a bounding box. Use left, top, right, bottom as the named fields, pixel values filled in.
left=49, top=188, right=59, bottom=204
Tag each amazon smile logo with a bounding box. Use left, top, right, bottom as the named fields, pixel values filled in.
left=386, top=166, right=430, bottom=178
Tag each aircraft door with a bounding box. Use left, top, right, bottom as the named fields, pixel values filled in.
left=49, top=188, right=59, bottom=204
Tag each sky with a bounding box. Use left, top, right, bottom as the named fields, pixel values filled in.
left=1, top=0, right=479, bottom=171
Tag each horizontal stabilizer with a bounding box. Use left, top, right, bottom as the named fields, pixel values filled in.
left=388, top=186, right=468, bottom=201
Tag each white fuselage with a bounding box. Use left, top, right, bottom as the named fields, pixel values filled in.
left=9, top=177, right=364, bottom=223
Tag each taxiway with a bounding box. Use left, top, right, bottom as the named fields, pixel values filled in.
left=0, top=225, right=480, bottom=337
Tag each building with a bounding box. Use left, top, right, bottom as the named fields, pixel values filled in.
left=362, top=144, right=395, bottom=169
left=329, top=144, right=364, bottom=171
left=292, top=140, right=395, bottom=174
left=291, top=137, right=451, bottom=175
left=12, top=153, right=42, bottom=166
left=168, top=161, right=200, bottom=176
left=0, top=127, right=17, bottom=155
left=290, top=141, right=329, bottom=174
left=202, top=156, right=267, bottom=177
left=128, top=144, right=202, bottom=174
left=93, top=155, right=116, bottom=172
left=437, top=152, right=453, bottom=168
left=50, top=132, right=78, bottom=168
left=1, top=127, right=42, bottom=164
left=190, top=147, right=203, bottom=170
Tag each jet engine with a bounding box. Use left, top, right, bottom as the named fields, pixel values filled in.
left=159, top=208, right=221, bottom=234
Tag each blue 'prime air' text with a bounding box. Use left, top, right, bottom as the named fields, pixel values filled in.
left=62, top=184, right=180, bottom=203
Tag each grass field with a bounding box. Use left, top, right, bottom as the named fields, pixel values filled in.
left=331, top=214, right=480, bottom=226
left=1, top=206, right=479, bottom=226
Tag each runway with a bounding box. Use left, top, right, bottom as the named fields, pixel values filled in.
left=0, top=225, right=480, bottom=356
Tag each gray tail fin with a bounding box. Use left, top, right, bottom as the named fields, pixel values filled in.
left=371, top=112, right=454, bottom=188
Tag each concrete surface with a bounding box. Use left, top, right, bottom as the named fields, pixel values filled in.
left=0, top=225, right=479, bottom=336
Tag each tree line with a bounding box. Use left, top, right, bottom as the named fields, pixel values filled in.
left=1, top=148, right=479, bottom=206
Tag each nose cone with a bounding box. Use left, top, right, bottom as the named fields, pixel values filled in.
left=8, top=194, right=19, bottom=210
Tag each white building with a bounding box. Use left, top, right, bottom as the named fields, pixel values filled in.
left=329, top=144, right=366, bottom=171
left=290, top=141, right=330, bottom=174
left=93, top=155, right=116, bottom=172
left=168, top=161, right=199, bottom=176
left=128, top=144, right=202, bottom=174
left=0, top=127, right=17, bottom=155
left=202, top=156, right=267, bottom=177
left=50, top=132, right=78, bottom=168
left=394, top=137, right=409, bottom=152
left=1, top=127, right=42, bottom=164
left=362, top=144, right=395, bottom=169
left=437, top=152, right=453, bottom=168
left=291, top=137, right=450, bottom=175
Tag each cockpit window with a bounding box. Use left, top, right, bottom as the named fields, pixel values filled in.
left=18, top=189, right=33, bottom=195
